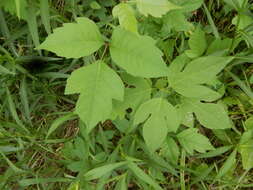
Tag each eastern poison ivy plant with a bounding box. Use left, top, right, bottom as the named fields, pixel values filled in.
left=37, top=0, right=234, bottom=155
left=36, top=0, right=238, bottom=185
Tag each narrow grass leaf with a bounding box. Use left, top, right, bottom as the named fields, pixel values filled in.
left=67, top=181, right=80, bottom=190
left=36, top=72, right=70, bottom=79
left=128, top=162, right=163, bottom=190
left=0, top=10, right=18, bottom=56
left=6, top=87, right=29, bottom=133
left=0, top=64, right=15, bottom=75
left=0, top=150, right=25, bottom=173
left=227, top=70, right=253, bottom=100
left=40, top=0, right=51, bottom=34
left=216, top=149, right=237, bottom=179
left=26, top=6, right=41, bottom=54
left=84, top=161, right=127, bottom=180
left=15, top=0, right=21, bottom=19
left=115, top=174, right=127, bottom=190
left=19, top=177, right=72, bottom=187
left=203, top=3, right=220, bottom=39
left=46, top=112, right=77, bottom=139
left=20, top=76, right=30, bottom=123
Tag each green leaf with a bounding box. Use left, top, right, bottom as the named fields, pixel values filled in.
left=185, top=27, right=207, bottom=58
left=136, top=0, right=181, bottom=17
left=160, top=137, right=180, bottom=165
left=185, top=99, right=232, bottom=129
left=178, top=84, right=222, bottom=102
left=196, top=145, right=233, bottom=158
left=37, top=17, right=104, bottom=58
left=171, top=0, right=203, bottom=12
left=65, top=61, right=124, bottom=132
left=110, top=27, right=168, bottom=78
left=223, top=0, right=240, bottom=10
left=178, top=0, right=203, bottom=12
left=134, top=98, right=180, bottom=152
left=203, top=3, right=220, bottom=39
left=168, top=56, right=233, bottom=101
left=90, top=1, right=101, bottom=9
left=19, top=76, right=30, bottom=123
left=46, top=112, right=77, bottom=139
left=162, top=11, right=193, bottom=32
left=113, top=3, right=138, bottom=33
left=0, top=150, right=26, bottom=173
left=177, top=128, right=214, bottom=155
left=169, top=56, right=233, bottom=85
left=128, top=162, right=163, bottom=190
left=0, top=64, right=15, bottom=75
left=6, top=87, right=29, bottom=133
left=238, top=131, right=253, bottom=170
left=40, top=0, right=51, bottom=34
left=227, top=70, right=253, bottom=100
left=249, top=75, right=253, bottom=84
left=67, top=182, right=79, bottom=190
left=112, top=74, right=151, bottom=119
left=167, top=53, right=189, bottom=77
left=26, top=6, right=40, bottom=51
left=178, top=103, right=194, bottom=128
left=15, top=0, right=21, bottom=19
left=245, top=116, right=253, bottom=130
left=114, top=174, right=127, bottom=190
left=206, top=38, right=232, bottom=55
left=232, top=14, right=253, bottom=30
left=0, top=0, right=27, bottom=19
left=19, top=178, right=72, bottom=187
left=84, top=161, right=127, bottom=180
left=216, top=149, right=237, bottom=179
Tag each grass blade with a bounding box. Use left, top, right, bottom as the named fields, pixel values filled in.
left=19, top=177, right=72, bottom=187
left=6, top=87, right=29, bottom=133
left=0, top=150, right=26, bottom=173
left=26, top=6, right=41, bottom=55
left=40, top=0, right=51, bottom=34
left=19, top=76, right=32, bottom=125
left=15, top=0, right=21, bottom=19
left=128, top=162, right=163, bottom=190
left=203, top=3, right=220, bottom=39
left=0, top=64, right=15, bottom=75
left=227, top=70, right=253, bottom=100
left=0, top=9, right=18, bottom=57
left=46, top=112, right=77, bottom=139
left=67, top=181, right=80, bottom=190
left=215, top=149, right=237, bottom=179
left=84, top=161, right=127, bottom=181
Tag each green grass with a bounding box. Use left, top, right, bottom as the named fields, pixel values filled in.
left=0, top=0, right=253, bottom=189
